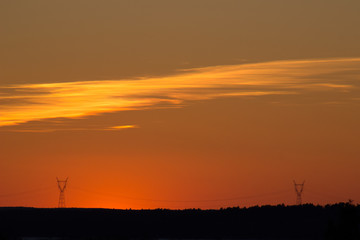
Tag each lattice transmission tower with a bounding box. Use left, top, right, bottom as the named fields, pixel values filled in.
left=57, top=177, right=68, bottom=208
left=293, top=180, right=305, bottom=205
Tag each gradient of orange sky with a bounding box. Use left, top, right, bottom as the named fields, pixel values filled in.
left=1, top=0, right=360, bottom=209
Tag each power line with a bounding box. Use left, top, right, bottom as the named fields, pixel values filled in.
left=306, top=189, right=351, bottom=202
left=0, top=186, right=53, bottom=198
left=70, top=186, right=291, bottom=203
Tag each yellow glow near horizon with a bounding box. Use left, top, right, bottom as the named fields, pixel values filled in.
left=0, top=58, right=359, bottom=127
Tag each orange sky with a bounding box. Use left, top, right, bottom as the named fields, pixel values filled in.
left=1, top=0, right=360, bottom=209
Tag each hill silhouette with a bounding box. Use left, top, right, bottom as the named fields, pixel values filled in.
left=0, top=202, right=359, bottom=240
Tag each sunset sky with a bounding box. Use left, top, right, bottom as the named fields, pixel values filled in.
left=1, top=0, right=360, bottom=209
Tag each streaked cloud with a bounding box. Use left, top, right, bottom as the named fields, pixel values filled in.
left=0, top=58, right=359, bottom=127
left=109, top=125, right=138, bottom=130
left=0, top=125, right=138, bottom=133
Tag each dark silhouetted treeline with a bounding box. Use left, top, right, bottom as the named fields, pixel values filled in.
left=0, top=202, right=359, bottom=240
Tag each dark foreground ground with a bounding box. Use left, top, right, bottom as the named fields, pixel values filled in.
left=0, top=203, right=359, bottom=240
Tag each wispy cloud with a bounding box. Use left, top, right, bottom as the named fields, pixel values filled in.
left=0, top=58, right=359, bottom=127
left=0, top=125, right=138, bottom=133
left=109, top=125, right=138, bottom=130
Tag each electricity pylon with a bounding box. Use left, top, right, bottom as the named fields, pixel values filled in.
left=57, top=177, right=68, bottom=208
left=293, top=180, right=305, bottom=205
